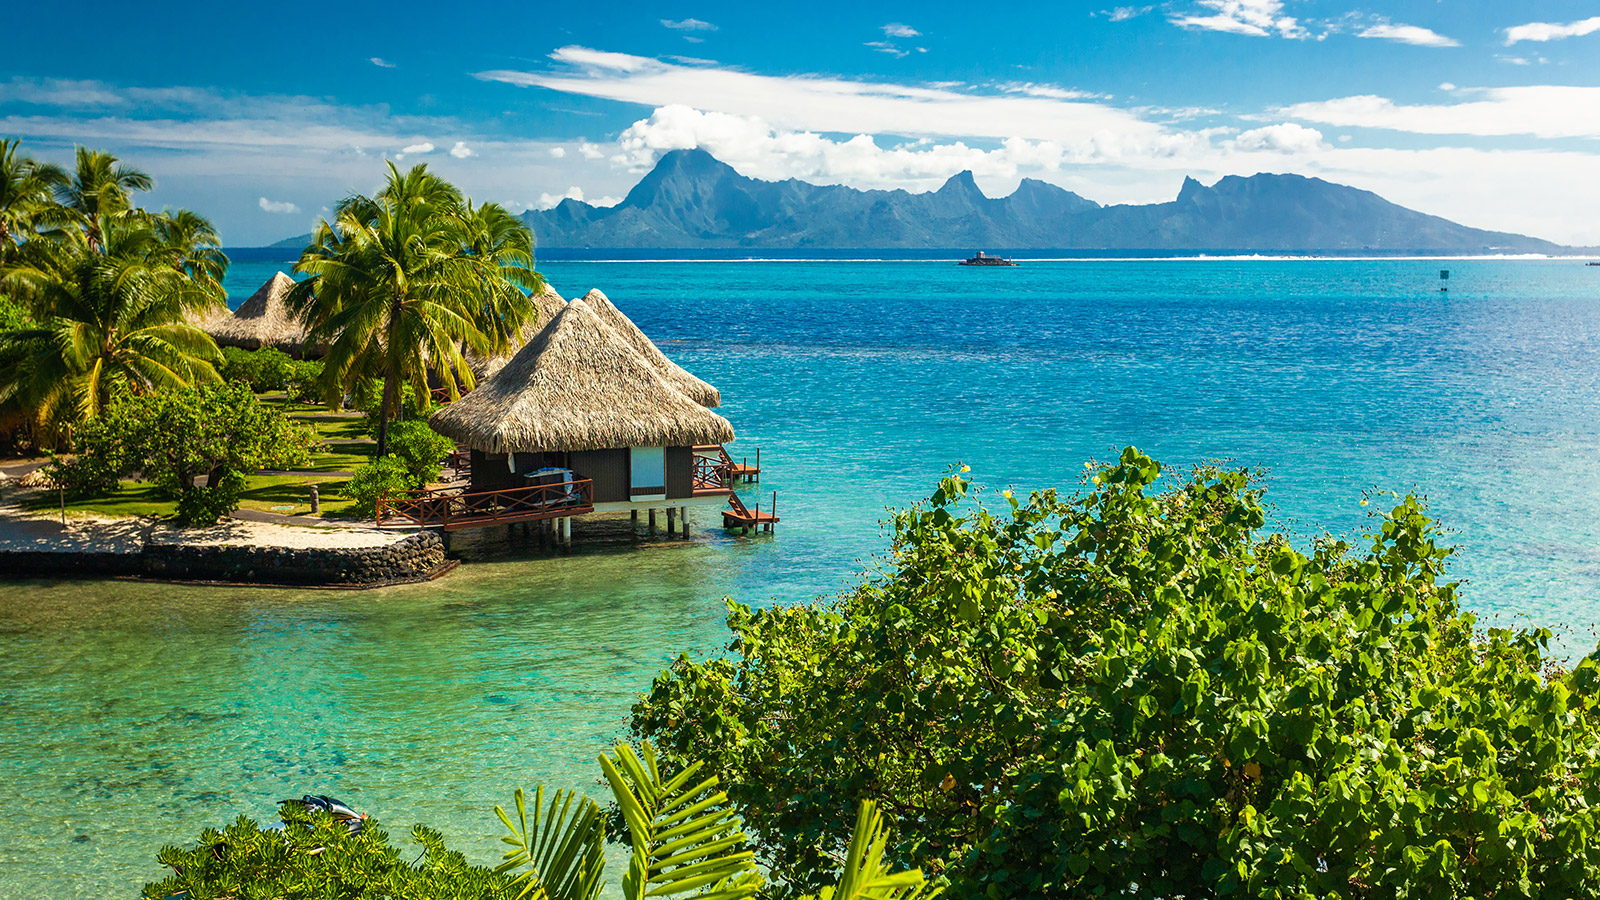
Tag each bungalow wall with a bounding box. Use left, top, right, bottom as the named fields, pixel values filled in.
left=468, top=446, right=703, bottom=503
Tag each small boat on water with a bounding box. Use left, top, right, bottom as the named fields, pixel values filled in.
left=958, top=251, right=1017, bottom=267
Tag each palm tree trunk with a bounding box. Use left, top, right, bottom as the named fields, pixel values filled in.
left=376, top=367, right=397, bottom=458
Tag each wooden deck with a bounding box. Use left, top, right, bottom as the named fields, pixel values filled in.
left=377, top=479, right=594, bottom=531
left=723, top=490, right=779, bottom=532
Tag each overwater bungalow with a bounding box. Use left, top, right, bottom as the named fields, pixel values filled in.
left=416, top=296, right=739, bottom=539
left=193, top=272, right=313, bottom=357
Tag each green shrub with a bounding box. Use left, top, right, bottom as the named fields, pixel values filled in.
left=387, top=420, right=454, bottom=486
left=347, top=457, right=414, bottom=518
left=633, top=449, right=1600, bottom=899
left=218, top=345, right=296, bottom=392
left=285, top=358, right=325, bottom=403
left=142, top=808, right=511, bottom=900
left=98, top=382, right=319, bottom=524
left=356, top=378, right=437, bottom=435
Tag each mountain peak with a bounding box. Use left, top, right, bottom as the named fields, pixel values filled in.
left=937, top=170, right=982, bottom=196
left=1176, top=176, right=1208, bottom=204
left=621, top=148, right=741, bottom=209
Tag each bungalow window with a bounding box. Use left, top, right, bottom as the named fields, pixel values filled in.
left=630, top=446, right=666, bottom=500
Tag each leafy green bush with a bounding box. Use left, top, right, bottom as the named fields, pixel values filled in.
left=218, top=346, right=296, bottom=392
left=633, top=449, right=1600, bottom=898
left=387, top=420, right=454, bottom=486
left=90, top=382, right=319, bottom=524
left=285, top=358, right=325, bottom=404
left=347, top=456, right=414, bottom=518
left=142, top=807, right=511, bottom=900
left=40, top=417, right=125, bottom=497
left=355, top=377, right=437, bottom=435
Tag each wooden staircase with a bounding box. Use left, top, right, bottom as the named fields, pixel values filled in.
left=696, top=445, right=779, bottom=532
left=722, top=488, right=779, bottom=532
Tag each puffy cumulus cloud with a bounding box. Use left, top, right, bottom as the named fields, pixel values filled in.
left=395, top=141, right=434, bottom=159
left=1505, top=16, right=1600, bottom=45
left=1279, top=86, right=1600, bottom=139
left=531, top=186, right=622, bottom=210
left=882, top=23, right=920, bottom=37
left=578, top=142, right=606, bottom=159
left=449, top=141, right=474, bottom=158
left=1231, top=122, right=1325, bottom=153
left=259, top=197, right=300, bottom=214
left=549, top=146, right=567, bottom=158
left=1356, top=23, right=1459, bottom=47
left=1170, top=0, right=1305, bottom=39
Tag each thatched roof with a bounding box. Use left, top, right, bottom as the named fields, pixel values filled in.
left=468, top=283, right=569, bottom=380
left=429, top=297, right=735, bottom=454
left=195, top=272, right=310, bottom=356
left=577, top=289, right=721, bottom=408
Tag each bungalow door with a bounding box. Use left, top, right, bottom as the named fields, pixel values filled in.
left=630, top=446, right=666, bottom=501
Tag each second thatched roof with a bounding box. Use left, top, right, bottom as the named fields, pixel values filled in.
left=195, top=272, right=310, bottom=356
left=429, top=297, right=735, bottom=454
left=577, top=289, right=721, bottom=408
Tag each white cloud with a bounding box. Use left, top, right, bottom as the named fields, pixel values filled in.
left=1231, top=122, right=1325, bottom=153
left=449, top=141, right=474, bottom=158
left=259, top=197, right=300, bottom=214
left=539, top=186, right=586, bottom=208
left=882, top=23, right=920, bottom=37
left=661, top=18, right=717, bottom=31
left=1504, top=16, right=1600, bottom=45
left=370, top=57, right=396, bottom=68
left=1356, top=23, right=1459, bottom=47
left=998, top=82, right=1107, bottom=100
left=401, top=142, right=435, bottom=154
left=549, top=146, right=567, bottom=158
left=1102, top=6, right=1153, bottom=21
left=578, top=142, right=606, bottom=159
left=476, top=47, right=1167, bottom=150
left=865, top=41, right=910, bottom=58
left=1438, top=82, right=1456, bottom=91
left=1170, top=0, right=1305, bottom=38
left=1280, top=86, right=1600, bottom=139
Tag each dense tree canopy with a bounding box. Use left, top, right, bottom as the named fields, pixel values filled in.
left=288, top=161, right=541, bottom=456
left=633, top=449, right=1600, bottom=898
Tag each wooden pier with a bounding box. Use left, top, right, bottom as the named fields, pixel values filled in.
left=697, top=444, right=761, bottom=483
left=723, top=489, right=779, bottom=532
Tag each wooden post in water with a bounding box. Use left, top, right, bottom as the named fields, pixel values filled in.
left=667, top=507, right=677, bottom=535
left=648, top=508, right=657, bottom=534
left=680, top=507, right=690, bottom=538
left=769, top=491, right=777, bottom=532
left=631, top=509, right=639, bottom=527
left=755, top=448, right=761, bottom=483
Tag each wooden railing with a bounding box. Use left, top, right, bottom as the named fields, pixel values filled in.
left=692, top=447, right=733, bottom=494
left=377, top=478, right=593, bottom=530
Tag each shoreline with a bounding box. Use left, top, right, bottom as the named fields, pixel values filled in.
left=0, top=500, right=450, bottom=588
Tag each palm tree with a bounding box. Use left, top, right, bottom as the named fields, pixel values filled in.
left=289, top=162, right=539, bottom=457
left=55, top=147, right=152, bottom=252
left=0, top=139, right=68, bottom=262
left=0, top=214, right=222, bottom=436
left=152, top=207, right=229, bottom=287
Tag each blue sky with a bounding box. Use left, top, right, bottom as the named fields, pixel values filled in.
left=4, top=0, right=1599, bottom=245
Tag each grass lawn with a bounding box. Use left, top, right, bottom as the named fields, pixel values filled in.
left=26, top=473, right=361, bottom=520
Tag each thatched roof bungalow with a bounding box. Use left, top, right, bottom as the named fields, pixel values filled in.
left=194, top=272, right=312, bottom=357
left=429, top=298, right=734, bottom=510
left=577, top=288, right=721, bottom=407
left=468, top=283, right=570, bottom=380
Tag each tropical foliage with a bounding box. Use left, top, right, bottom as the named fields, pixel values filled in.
left=60, top=382, right=317, bottom=524
left=0, top=141, right=228, bottom=444
left=288, top=161, right=541, bottom=456
left=143, top=743, right=935, bottom=900
left=632, top=449, right=1600, bottom=898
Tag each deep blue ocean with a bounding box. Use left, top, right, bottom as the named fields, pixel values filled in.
left=4, top=251, right=1599, bottom=896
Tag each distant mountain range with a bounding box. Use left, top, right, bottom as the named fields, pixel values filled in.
left=272, top=148, right=1571, bottom=253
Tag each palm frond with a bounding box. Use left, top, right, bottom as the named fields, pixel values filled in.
left=493, top=786, right=607, bottom=900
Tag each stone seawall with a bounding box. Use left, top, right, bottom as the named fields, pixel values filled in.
left=0, top=530, right=447, bottom=587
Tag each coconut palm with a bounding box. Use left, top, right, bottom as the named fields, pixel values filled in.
left=0, top=214, right=222, bottom=436
left=152, top=207, right=229, bottom=287
left=0, top=139, right=68, bottom=262
left=461, top=199, right=543, bottom=354
left=289, top=162, right=539, bottom=456
left=55, top=147, right=152, bottom=252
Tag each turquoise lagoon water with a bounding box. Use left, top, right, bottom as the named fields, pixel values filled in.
left=5, top=255, right=1600, bottom=896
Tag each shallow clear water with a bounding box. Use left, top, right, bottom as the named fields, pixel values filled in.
left=5, top=255, right=1600, bottom=896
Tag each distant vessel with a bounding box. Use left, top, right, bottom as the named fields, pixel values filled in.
left=959, top=251, right=1017, bottom=267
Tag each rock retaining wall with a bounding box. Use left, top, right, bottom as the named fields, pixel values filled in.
left=1, top=531, right=447, bottom=587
